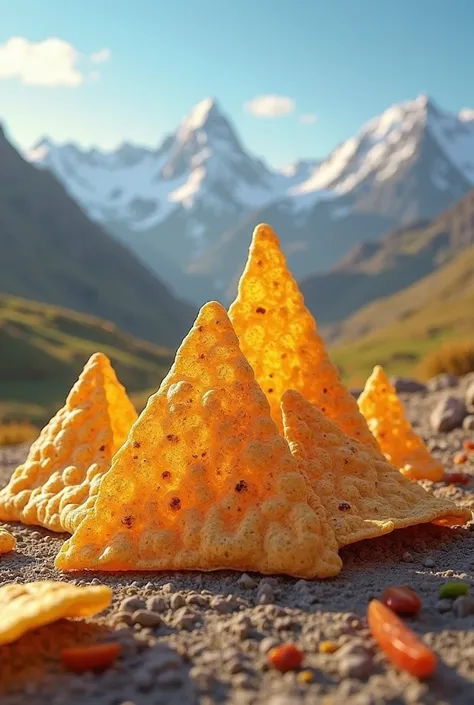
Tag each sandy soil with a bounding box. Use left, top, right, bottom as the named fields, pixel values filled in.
left=1, top=382, right=474, bottom=705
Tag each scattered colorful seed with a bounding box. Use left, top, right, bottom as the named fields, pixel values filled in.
left=267, top=643, right=304, bottom=672
left=297, top=669, right=315, bottom=684
left=60, top=642, right=121, bottom=673
left=438, top=582, right=469, bottom=599
left=454, top=452, right=468, bottom=465
left=380, top=586, right=421, bottom=615
left=319, top=640, right=339, bottom=654
left=463, top=440, right=474, bottom=452
left=367, top=600, right=437, bottom=679
left=443, top=471, right=470, bottom=485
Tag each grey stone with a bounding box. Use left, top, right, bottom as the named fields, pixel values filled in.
left=146, top=596, right=168, bottom=612
left=120, top=596, right=146, bottom=613
left=259, top=636, right=279, bottom=654
left=237, top=573, right=258, bottom=589
left=131, top=609, right=162, bottom=627
left=189, top=666, right=213, bottom=691
left=463, top=414, right=474, bottom=431
left=453, top=595, right=474, bottom=618
left=338, top=652, right=374, bottom=679
left=402, top=551, right=415, bottom=563
left=423, top=557, right=435, bottom=568
left=170, top=592, right=186, bottom=610
left=430, top=395, right=467, bottom=432
left=436, top=599, right=453, bottom=613
left=390, top=376, right=427, bottom=394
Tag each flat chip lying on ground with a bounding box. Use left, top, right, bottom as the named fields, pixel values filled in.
left=0, top=581, right=112, bottom=646
left=228, top=224, right=377, bottom=447
left=358, top=366, right=445, bottom=482
left=282, top=390, right=470, bottom=547
left=0, top=527, right=16, bottom=553
left=0, top=353, right=137, bottom=533
left=55, top=302, right=342, bottom=579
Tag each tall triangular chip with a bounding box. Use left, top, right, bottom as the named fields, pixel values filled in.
left=0, top=353, right=137, bottom=533
left=228, top=224, right=377, bottom=446
left=55, top=303, right=342, bottom=579
left=358, top=366, right=445, bottom=482
left=282, top=390, right=470, bottom=547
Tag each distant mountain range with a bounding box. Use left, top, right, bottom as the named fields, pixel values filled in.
left=0, top=124, right=195, bottom=347
left=28, top=94, right=474, bottom=305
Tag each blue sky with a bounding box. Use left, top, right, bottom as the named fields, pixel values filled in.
left=0, top=0, right=473, bottom=167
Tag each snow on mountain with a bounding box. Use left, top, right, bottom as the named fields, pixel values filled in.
left=26, top=93, right=474, bottom=304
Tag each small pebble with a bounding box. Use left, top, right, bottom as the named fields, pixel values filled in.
left=423, top=558, right=435, bottom=568
left=338, top=653, right=373, bottom=679
left=146, top=596, right=167, bottom=612
left=238, top=573, right=258, bottom=589
left=132, top=609, right=162, bottom=627
left=260, top=637, right=279, bottom=654
left=190, top=666, right=213, bottom=691
left=402, top=551, right=414, bottom=563
left=170, top=593, right=186, bottom=610
left=453, top=595, right=474, bottom=618
left=121, top=596, right=146, bottom=613
left=156, top=670, right=183, bottom=687
left=436, top=599, right=453, bottom=613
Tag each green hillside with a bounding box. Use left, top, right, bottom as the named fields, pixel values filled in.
left=0, top=295, right=174, bottom=424
left=329, top=246, right=474, bottom=386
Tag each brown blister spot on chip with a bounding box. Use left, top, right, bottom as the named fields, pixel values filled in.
left=282, top=390, right=471, bottom=548
left=0, top=353, right=137, bottom=534
left=55, top=303, right=342, bottom=580
left=228, top=224, right=377, bottom=447
left=358, top=366, right=445, bottom=482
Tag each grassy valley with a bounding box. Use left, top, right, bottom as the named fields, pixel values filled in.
left=0, top=295, right=174, bottom=424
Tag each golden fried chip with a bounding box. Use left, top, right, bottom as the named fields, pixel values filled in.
left=0, top=527, right=16, bottom=553
left=282, top=390, right=470, bottom=547
left=0, top=353, right=137, bottom=533
left=358, top=366, right=445, bottom=482
left=228, top=224, right=377, bottom=446
left=55, top=302, right=342, bottom=579
left=0, top=581, right=112, bottom=646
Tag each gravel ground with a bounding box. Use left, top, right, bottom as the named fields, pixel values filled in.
left=1, top=380, right=474, bottom=705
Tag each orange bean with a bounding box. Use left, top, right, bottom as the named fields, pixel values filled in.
left=267, top=643, right=304, bottom=672
left=367, top=600, right=436, bottom=678
left=61, top=642, right=121, bottom=673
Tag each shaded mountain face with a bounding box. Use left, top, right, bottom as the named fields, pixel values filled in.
left=27, top=95, right=474, bottom=304
left=0, top=124, right=195, bottom=346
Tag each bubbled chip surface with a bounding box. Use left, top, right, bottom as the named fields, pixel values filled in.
left=228, top=224, right=377, bottom=447
left=282, top=390, right=471, bottom=547
left=0, top=353, right=137, bottom=533
left=0, top=581, right=112, bottom=646
left=358, top=366, right=444, bottom=482
left=0, top=527, right=16, bottom=553
left=56, top=302, right=342, bottom=579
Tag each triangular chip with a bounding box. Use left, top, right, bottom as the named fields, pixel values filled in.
left=282, top=390, right=470, bottom=547
left=358, top=366, right=445, bottom=482
left=0, top=526, right=16, bottom=553
left=228, top=224, right=377, bottom=446
left=55, top=302, right=342, bottom=579
left=0, top=353, right=137, bottom=534
left=0, top=581, right=112, bottom=646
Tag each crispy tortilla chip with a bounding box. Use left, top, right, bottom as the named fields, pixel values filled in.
left=0, top=527, right=16, bottom=553
left=228, top=224, right=377, bottom=446
left=0, top=581, right=112, bottom=646
left=56, top=303, right=342, bottom=579
left=0, top=353, right=137, bottom=534
left=282, top=390, right=470, bottom=547
left=358, top=366, right=445, bottom=482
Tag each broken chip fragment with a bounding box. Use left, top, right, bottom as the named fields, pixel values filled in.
left=0, top=526, right=16, bottom=553
left=228, top=224, right=377, bottom=448
left=0, top=581, right=112, bottom=646
left=0, top=353, right=137, bottom=533
left=358, top=366, right=445, bottom=482
left=55, top=302, right=342, bottom=580
left=282, top=390, right=470, bottom=547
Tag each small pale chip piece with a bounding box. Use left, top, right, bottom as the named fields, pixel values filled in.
left=56, top=302, right=342, bottom=579
left=358, top=366, right=445, bottom=481
left=0, top=353, right=137, bottom=533
left=0, top=526, right=16, bottom=553
left=0, top=581, right=112, bottom=646
left=282, top=390, right=471, bottom=547
left=228, top=224, right=377, bottom=447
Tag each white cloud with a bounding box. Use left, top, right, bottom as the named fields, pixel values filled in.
left=460, top=108, right=474, bottom=122
left=0, top=36, right=84, bottom=87
left=244, top=94, right=295, bottom=118
left=299, top=113, right=318, bottom=125
left=90, top=48, right=111, bottom=64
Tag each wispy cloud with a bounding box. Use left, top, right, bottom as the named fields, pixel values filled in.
left=299, top=113, right=318, bottom=125
left=244, top=94, right=295, bottom=118
left=460, top=108, right=474, bottom=122
left=90, top=48, right=111, bottom=64
left=0, top=37, right=111, bottom=87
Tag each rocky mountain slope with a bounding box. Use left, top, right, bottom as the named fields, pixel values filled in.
left=28, top=95, right=474, bottom=304
left=0, top=124, right=195, bottom=345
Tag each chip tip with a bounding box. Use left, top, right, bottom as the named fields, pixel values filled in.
left=252, top=223, right=279, bottom=244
